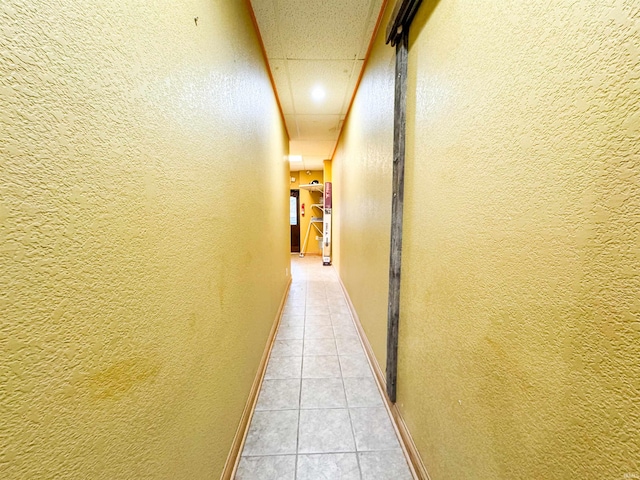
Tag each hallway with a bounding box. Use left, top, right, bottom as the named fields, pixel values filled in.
left=236, top=256, right=413, bottom=480
left=2, top=0, right=638, bottom=478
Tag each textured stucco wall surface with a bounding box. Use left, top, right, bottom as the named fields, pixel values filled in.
left=400, top=1, right=640, bottom=478
left=332, top=3, right=395, bottom=368
left=335, top=0, right=639, bottom=478
left=0, top=0, right=290, bottom=478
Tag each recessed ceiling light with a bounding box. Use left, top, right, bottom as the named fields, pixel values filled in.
left=311, top=85, right=326, bottom=103
left=289, top=155, right=302, bottom=162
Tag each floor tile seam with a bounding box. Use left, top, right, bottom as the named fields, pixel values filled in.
left=254, top=407, right=303, bottom=412
left=293, top=280, right=309, bottom=480
left=338, top=345, right=364, bottom=479
left=259, top=405, right=353, bottom=412
left=301, top=351, right=338, bottom=357
left=240, top=446, right=404, bottom=459
left=298, top=451, right=403, bottom=457
left=299, top=446, right=404, bottom=454
left=240, top=453, right=297, bottom=458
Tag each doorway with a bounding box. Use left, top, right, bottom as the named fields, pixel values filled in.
left=290, top=189, right=300, bottom=253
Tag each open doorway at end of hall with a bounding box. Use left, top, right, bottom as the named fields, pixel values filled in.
left=290, top=189, right=300, bottom=253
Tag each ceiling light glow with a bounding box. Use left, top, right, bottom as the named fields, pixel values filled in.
left=311, top=85, right=326, bottom=103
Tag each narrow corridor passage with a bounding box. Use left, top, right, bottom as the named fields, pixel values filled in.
left=236, top=256, right=413, bottom=479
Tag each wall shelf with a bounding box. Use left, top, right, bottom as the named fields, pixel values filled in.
left=298, top=182, right=331, bottom=265
left=299, top=183, right=324, bottom=193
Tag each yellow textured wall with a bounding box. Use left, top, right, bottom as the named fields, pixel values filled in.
left=0, top=1, right=289, bottom=479
left=401, top=1, right=640, bottom=477
left=291, top=170, right=324, bottom=255
left=336, top=0, right=640, bottom=478
left=323, top=160, right=332, bottom=184
left=332, top=3, right=395, bottom=370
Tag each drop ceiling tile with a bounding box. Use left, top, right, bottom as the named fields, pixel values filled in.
left=269, top=59, right=295, bottom=114
left=290, top=140, right=336, bottom=157
left=250, top=0, right=285, bottom=59
left=296, top=115, right=341, bottom=141
left=340, top=60, right=364, bottom=114
left=358, top=0, right=385, bottom=59
left=288, top=60, right=353, bottom=115
left=285, top=114, right=300, bottom=139
left=275, top=0, right=373, bottom=60
left=304, top=157, right=328, bottom=171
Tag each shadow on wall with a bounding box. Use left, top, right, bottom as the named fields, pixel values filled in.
left=407, top=0, right=440, bottom=48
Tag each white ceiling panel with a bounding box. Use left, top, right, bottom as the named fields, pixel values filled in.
left=358, top=0, right=385, bottom=59
left=276, top=0, right=373, bottom=60
left=289, top=157, right=326, bottom=172
left=249, top=0, right=387, bottom=159
left=341, top=60, right=365, bottom=113
left=250, top=0, right=285, bottom=59
left=290, top=140, right=336, bottom=157
left=284, top=114, right=299, bottom=139
left=296, top=115, right=341, bottom=141
left=269, top=59, right=295, bottom=113
left=287, top=60, right=354, bottom=115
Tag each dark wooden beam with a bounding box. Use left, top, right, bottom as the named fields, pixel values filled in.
left=386, top=29, right=409, bottom=404
left=386, top=0, right=423, bottom=46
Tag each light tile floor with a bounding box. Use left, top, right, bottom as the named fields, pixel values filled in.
left=236, top=256, right=413, bottom=480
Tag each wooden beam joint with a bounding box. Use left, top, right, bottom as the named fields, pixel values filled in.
left=386, top=0, right=423, bottom=46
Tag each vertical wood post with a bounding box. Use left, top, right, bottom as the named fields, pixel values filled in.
left=386, top=30, right=409, bottom=403
left=385, top=0, right=422, bottom=404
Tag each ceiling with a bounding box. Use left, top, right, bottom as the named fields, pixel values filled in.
left=249, top=0, right=385, bottom=172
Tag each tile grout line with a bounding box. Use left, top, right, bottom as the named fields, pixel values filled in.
left=293, top=276, right=306, bottom=480
left=332, top=277, right=365, bottom=480
left=255, top=404, right=385, bottom=413
left=241, top=447, right=402, bottom=458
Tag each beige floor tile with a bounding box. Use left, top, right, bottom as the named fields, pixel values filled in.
left=358, top=450, right=413, bottom=479
left=304, top=338, right=337, bottom=356
left=306, top=296, right=329, bottom=306
left=335, top=336, right=364, bottom=356
left=305, top=305, right=331, bottom=316
left=302, top=355, right=341, bottom=378
left=350, top=407, right=400, bottom=451
left=271, top=339, right=303, bottom=357
left=236, top=455, right=296, bottom=480
left=296, top=453, right=360, bottom=480
left=242, top=410, right=299, bottom=456
left=276, top=326, right=304, bottom=340
left=298, top=408, right=355, bottom=454
left=339, top=354, right=372, bottom=378
left=305, top=314, right=332, bottom=326
left=264, top=356, right=302, bottom=379
left=343, top=377, right=384, bottom=408
left=256, top=379, right=301, bottom=411
left=333, top=324, right=358, bottom=338
left=304, top=325, right=335, bottom=340
left=280, top=315, right=305, bottom=327
left=283, top=305, right=306, bottom=315
left=329, top=304, right=351, bottom=315
left=300, top=378, right=347, bottom=409
left=331, top=313, right=354, bottom=326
